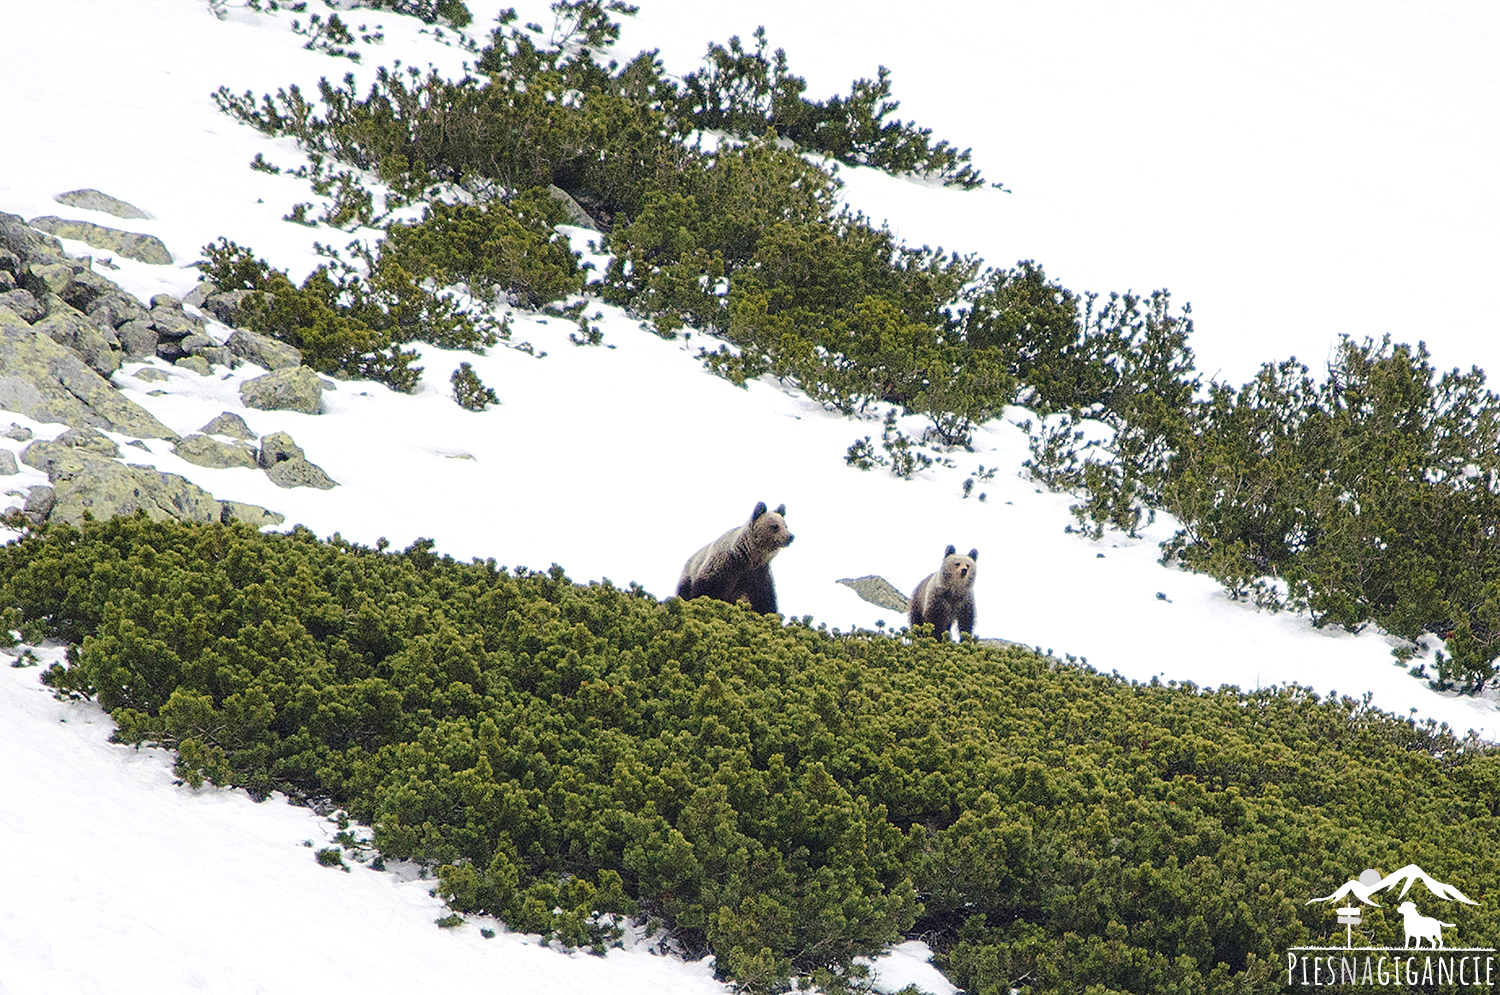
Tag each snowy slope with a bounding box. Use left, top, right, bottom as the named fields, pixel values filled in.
left=3, top=1, right=1500, bottom=992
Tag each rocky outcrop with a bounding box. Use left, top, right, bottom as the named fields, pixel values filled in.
left=174, top=434, right=258, bottom=470
left=0, top=300, right=176, bottom=440
left=20, top=435, right=281, bottom=528
left=240, top=366, right=324, bottom=414
left=225, top=326, right=301, bottom=371
left=257, top=430, right=335, bottom=489
left=28, top=216, right=172, bottom=266
left=836, top=575, right=913, bottom=613
left=200, top=411, right=254, bottom=439
left=53, top=189, right=152, bottom=221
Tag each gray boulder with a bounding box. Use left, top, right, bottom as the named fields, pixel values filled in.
left=265, top=457, right=336, bottom=490
left=174, top=434, right=258, bottom=469
left=0, top=289, right=44, bottom=323
left=204, top=289, right=271, bottom=327
left=173, top=356, right=211, bottom=376
left=0, top=270, right=14, bottom=292
left=225, top=327, right=301, bottom=370
left=87, top=291, right=148, bottom=330
left=4, top=423, right=33, bottom=442
left=148, top=301, right=202, bottom=342
left=58, top=267, right=118, bottom=313
left=183, top=282, right=216, bottom=308
left=27, top=216, right=172, bottom=266
left=52, top=428, right=122, bottom=459
left=0, top=450, right=16, bottom=475
left=23, top=485, right=55, bottom=524
left=0, top=304, right=177, bottom=440
left=221, top=501, right=285, bottom=528
left=118, top=319, right=158, bottom=360
left=257, top=431, right=304, bottom=468
left=22, top=440, right=220, bottom=525
left=131, top=366, right=169, bottom=383
left=200, top=412, right=254, bottom=439
left=53, top=190, right=152, bottom=221
left=547, top=185, right=598, bottom=230
left=240, top=366, right=323, bottom=414
left=33, top=299, right=121, bottom=376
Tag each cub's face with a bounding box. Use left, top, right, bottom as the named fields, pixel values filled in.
left=941, top=551, right=977, bottom=591
left=748, top=502, right=795, bottom=560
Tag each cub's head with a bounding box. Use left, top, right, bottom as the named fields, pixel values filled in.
left=746, top=501, right=795, bottom=562
left=940, top=544, right=978, bottom=591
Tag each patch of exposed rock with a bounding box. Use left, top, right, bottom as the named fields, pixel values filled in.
left=257, top=430, right=335, bottom=489
left=28, top=216, right=172, bottom=266
left=53, top=189, right=152, bottom=221
left=240, top=366, right=324, bottom=414
left=226, top=327, right=301, bottom=370
left=173, top=434, right=258, bottom=470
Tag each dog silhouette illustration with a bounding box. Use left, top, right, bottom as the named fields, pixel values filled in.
left=1397, top=901, right=1455, bottom=949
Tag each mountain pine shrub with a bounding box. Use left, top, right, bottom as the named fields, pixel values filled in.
left=450, top=361, right=497, bottom=410
left=8, top=516, right=1500, bottom=992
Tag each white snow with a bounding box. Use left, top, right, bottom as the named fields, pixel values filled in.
left=4, top=1, right=1500, bottom=993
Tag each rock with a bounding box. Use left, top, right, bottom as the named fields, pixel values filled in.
left=22, top=440, right=222, bottom=525
left=4, top=423, right=33, bottom=441
left=131, top=366, right=169, bottom=383
left=547, top=185, right=598, bottom=230
left=200, top=412, right=254, bottom=439
left=174, top=356, right=212, bottom=376
left=148, top=302, right=202, bottom=341
left=52, top=427, right=122, bottom=458
left=0, top=212, right=64, bottom=264
left=27, top=216, right=172, bottom=266
left=265, top=457, right=336, bottom=490
left=183, top=282, right=216, bottom=308
left=23, top=485, right=54, bottom=524
left=0, top=289, right=44, bottom=323
left=87, top=291, right=148, bottom=330
left=196, top=345, right=233, bottom=368
left=220, top=501, right=285, bottom=528
left=0, top=450, right=16, bottom=475
left=0, top=303, right=177, bottom=440
left=26, top=261, right=79, bottom=296
left=0, top=271, right=13, bottom=291
left=240, top=366, right=323, bottom=414
left=32, top=300, right=121, bottom=376
left=53, top=190, right=152, bottom=221
left=257, top=430, right=304, bottom=468
left=225, top=327, right=301, bottom=370
left=58, top=267, right=120, bottom=313
left=835, top=575, right=912, bottom=613
left=204, top=289, right=270, bottom=327
left=118, top=319, right=158, bottom=360
left=179, top=333, right=213, bottom=355
left=0, top=246, right=19, bottom=275
left=155, top=338, right=186, bottom=362
left=174, top=434, right=258, bottom=469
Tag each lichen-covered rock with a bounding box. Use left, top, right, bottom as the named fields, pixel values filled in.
left=257, top=430, right=304, bottom=468
left=836, top=575, right=913, bottom=613
left=0, top=303, right=177, bottom=440
left=204, top=289, right=271, bottom=327
left=183, top=282, right=216, bottom=309
left=4, top=423, right=33, bottom=442
left=220, top=500, right=285, bottom=528
left=265, top=456, right=336, bottom=490
left=23, top=485, right=54, bottom=524
left=173, top=356, right=211, bottom=376
left=27, top=216, right=172, bottom=266
left=22, top=440, right=222, bottom=525
left=148, top=301, right=202, bottom=341
left=179, top=333, right=213, bottom=355
left=240, top=366, right=323, bottom=414
left=87, top=291, right=148, bottom=330
left=59, top=267, right=120, bottom=314
left=225, top=327, right=301, bottom=370
left=174, top=433, right=258, bottom=469
left=53, top=190, right=152, bottom=221
left=131, top=366, right=169, bottom=383
left=52, top=427, right=122, bottom=458
left=0, top=271, right=15, bottom=292
left=0, top=450, right=16, bottom=475
left=33, top=299, right=121, bottom=376
left=201, top=411, right=254, bottom=439
left=118, top=319, right=158, bottom=360
left=0, top=288, right=44, bottom=323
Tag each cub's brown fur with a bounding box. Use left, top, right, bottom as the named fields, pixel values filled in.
left=677, top=502, right=795, bottom=614
left=909, top=544, right=978, bottom=637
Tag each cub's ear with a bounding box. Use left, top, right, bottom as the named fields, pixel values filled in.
left=945, top=544, right=956, bottom=557
left=751, top=501, right=768, bottom=521
left=774, top=504, right=786, bottom=516
left=968, top=548, right=979, bottom=560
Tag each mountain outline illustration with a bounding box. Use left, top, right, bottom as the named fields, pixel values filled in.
left=1308, top=864, right=1479, bottom=908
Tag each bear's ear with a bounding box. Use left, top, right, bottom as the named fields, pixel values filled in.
left=751, top=501, right=768, bottom=521
left=945, top=544, right=956, bottom=557
left=969, top=548, right=978, bottom=560
left=774, top=504, right=786, bottom=516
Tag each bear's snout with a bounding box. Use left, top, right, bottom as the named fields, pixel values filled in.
left=784, top=533, right=795, bottom=546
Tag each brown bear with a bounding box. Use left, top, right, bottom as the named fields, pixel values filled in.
left=676, top=501, right=794, bottom=614
left=909, top=544, right=978, bottom=637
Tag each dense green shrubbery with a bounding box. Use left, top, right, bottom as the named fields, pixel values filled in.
left=197, top=234, right=503, bottom=391
left=8, top=516, right=1500, bottom=992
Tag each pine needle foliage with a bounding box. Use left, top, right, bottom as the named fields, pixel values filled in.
left=8, top=516, right=1500, bottom=992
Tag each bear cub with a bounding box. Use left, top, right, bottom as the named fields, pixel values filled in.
left=909, top=544, right=978, bottom=637
left=677, top=501, right=795, bottom=614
